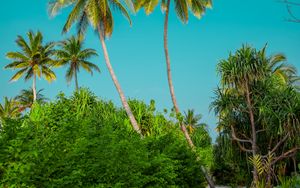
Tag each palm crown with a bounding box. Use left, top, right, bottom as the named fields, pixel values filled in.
left=49, top=0, right=132, bottom=37
left=134, top=0, right=212, bottom=22
left=0, top=97, right=20, bottom=120
left=54, top=36, right=100, bottom=90
left=14, top=88, right=48, bottom=112
left=4, top=31, right=56, bottom=101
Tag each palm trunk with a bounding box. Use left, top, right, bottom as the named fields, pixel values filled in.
left=163, top=1, right=215, bottom=187
left=75, top=69, right=79, bottom=91
left=164, top=0, right=194, bottom=148
left=97, top=25, right=142, bottom=136
left=32, top=74, right=37, bottom=102
left=245, top=83, right=258, bottom=184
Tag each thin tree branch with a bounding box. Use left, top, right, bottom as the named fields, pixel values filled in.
left=231, top=125, right=253, bottom=144
left=256, top=129, right=266, bottom=134
left=267, top=133, right=290, bottom=155
left=236, top=141, right=253, bottom=153
left=272, top=147, right=300, bottom=165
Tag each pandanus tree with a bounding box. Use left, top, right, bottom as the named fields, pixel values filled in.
left=54, top=36, right=100, bottom=90
left=48, top=0, right=142, bottom=135
left=212, top=45, right=300, bottom=186
left=14, top=88, right=48, bottom=112
left=5, top=31, right=56, bottom=102
left=134, top=0, right=212, bottom=147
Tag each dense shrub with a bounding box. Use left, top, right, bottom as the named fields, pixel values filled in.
left=0, top=89, right=208, bottom=187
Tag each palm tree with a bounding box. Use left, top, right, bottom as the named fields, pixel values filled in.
left=134, top=0, right=212, bottom=147
left=184, top=109, right=204, bottom=134
left=48, top=0, right=142, bottom=135
left=0, top=97, right=20, bottom=120
left=15, top=88, right=48, bottom=112
left=55, top=36, right=100, bottom=90
left=5, top=31, right=56, bottom=101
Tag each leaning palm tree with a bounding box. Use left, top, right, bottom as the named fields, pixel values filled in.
left=48, top=0, right=142, bottom=135
left=5, top=31, right=56, bottom=101
left=15, top=88, right=48, bottom=112
left=134, top=0, right=212, bottom=147
left=55, top=36, right=100, bottom=90
left=135, top=2, right=215, bottom=186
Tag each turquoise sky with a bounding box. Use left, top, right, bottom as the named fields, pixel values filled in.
left=1, top=0, right=300, bottom=140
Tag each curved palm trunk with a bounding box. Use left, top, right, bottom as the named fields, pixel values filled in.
left=164, top=0, right=194, bottom=148
left=75, top=69, right=79, bottom=91
left=97, top=25, right=142, bottom=136
left=164, top=1, right=215, bottom=187
left=32, top=74, right=37, bottom=102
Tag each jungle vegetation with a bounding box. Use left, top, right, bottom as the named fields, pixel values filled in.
left=0, top=0, right=299, bottom=187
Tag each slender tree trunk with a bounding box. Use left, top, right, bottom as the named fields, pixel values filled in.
left=163, top=1, right=215, bottom=187
left=75, top=68, right=79, bottom=91
left=97, top=25, right=142, bottom=136
left=32, top=74, right=37, bottom=102
left=245, top=83, right=258, bottom=184
left=164, top=0, right=194, bottom=148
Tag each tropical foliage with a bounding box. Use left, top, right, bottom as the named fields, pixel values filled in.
left=0, top=89, right=208, bottom=187
left=14, top=88, right=48, bottom=112
left=0, top=97, right=20, bottom=120
left=212, top=45, right=300, bottom=187
left=1, top=0, right=300, bottom=187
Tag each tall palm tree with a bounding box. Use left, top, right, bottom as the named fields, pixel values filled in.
left=48, top=0, right=142, bottom=135
left=135, top=2, right=215, bottom=186
left=5, top=31, right=56, bottom=101
left=15, top=88, right=48, bottom=112
left=55, top=36, right=100, bottom=90
left=134, top=0, right=212, bottom=147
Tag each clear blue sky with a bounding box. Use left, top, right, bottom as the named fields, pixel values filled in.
left=1, top=0, right=300, bottom=140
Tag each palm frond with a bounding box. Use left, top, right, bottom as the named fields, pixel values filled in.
left=110, top=0, right=132, bottom=25
left=42, top=66, right=57, bottom=82
left=4, top=61, right=29, bottom=69
left=63, top=0, right=86, bottom=33
left=6, top=52, right=29, bottom=61
left=9, top=68, right=28, bottom=82
left=174, top=0, right=189, bottom=23
left=80, top=60, right=101, bottom=74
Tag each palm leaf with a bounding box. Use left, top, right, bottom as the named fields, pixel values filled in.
left=174, top=0, right=189, bottom=23
left=80, top=60, right=101, bottom=74
left=63, top=0, right=86, bottom=33
left=6, top=52, right=29, bottom=61
left=4, top=61, right=29, bottom=69
left=42, top=66, right=57, bottom=82
left=9, top=68, right=28, bottom=82
left=110, top=0, right=132, bottom=25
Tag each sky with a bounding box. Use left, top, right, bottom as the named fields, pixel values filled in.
left=0, top=0, right=300, bottom=140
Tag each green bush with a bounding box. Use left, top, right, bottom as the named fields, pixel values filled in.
left=0, top=89, right=208, bottom=187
